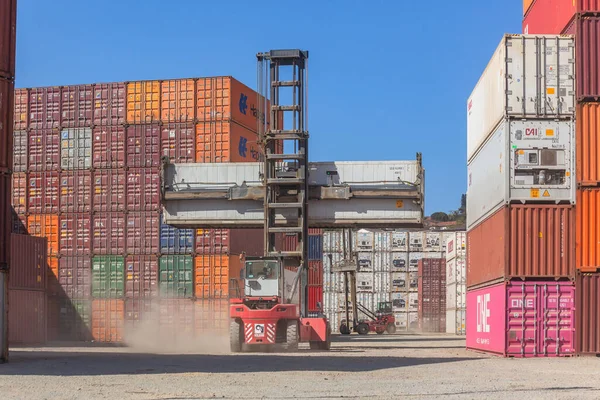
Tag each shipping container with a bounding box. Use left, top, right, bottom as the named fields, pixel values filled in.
left=576, top=188, right=600, bottom=271
left=160, top=219, right=194, bottom=255
left=446, top=308, right=466, bottom=335
left=123, top=298, right=155, bottom=330
left=125, top=255, right=158, bottom=298
left=323, top=230, right=350, bottom=253
left=445, top=232, right=466, bottom=261
left=522, top=0, right=597, bottom=34
left=391, top=272, right=407, bottom=291
left=307, top=260, right=324, bottom=313
left=0, top=80, right=12, bottom=169
left=194, top=255, right=241, bottom=299
left=391, top=252, right=408, bottom=272
left=93, top=82, right=125, bottom=126
left=467, top=119, right=574, bottom=229
left=423, top=232, right=442, bottom=252
left=323, top=254, right=347, bottom=293
left=27, top=214, right=59, bottom=256
left=60, top=214, right=91, bottom=255
left=0, top=0, right=17, bottom=78
left=409, top=292, right=418, bottom=311
left=92, top=170, right=126, bottom=212
left=563, top=16, right=600, bottom=100
left=391, top=231, right=408, bottom=252
left=28, top=172, right=59, bottom=213
left=14, top=89, right=28, bottom=130
left=9, top=234, right=47, bottom=290
left=523, top=0, right=534, bottom=15
left=92, top=256, right=125, bottom=298
left=159, top=255, right=193, bottom=298
left=47, top=256, right=59, bottom=296
left=11, top=173, right=26, bottom=214
left=373, top=231, right=391, bottom=252
left=195, top=120, right=260, bottom=163
left=446, top=257, right=466, bottom=286
left=467, top=35, right=575, bottom=161
left=308, top=234, right=323, bottom=261
left=194, top=299, right=229, bottom=334
left=30, top=87, right=61, bottom=129
left=92, top=126, right=125, bottom=169
left=29, top=128, right=60, bottom=171
left=61, top=85, right=94, bottom=128
left=92, top=212, right=126, bottom=254
left=161, top=123, right=195, bottom=163
left=576, top=273, right=600, bottom=354
left=126, top=81, right=160, bottom=124
left=466, top=281, right=575, bottom=357
left=467, top=205, right=575, bottom=288
left=156, top=298, right=194, bottom=338
left=47, top=297, right=92, bottom=341
left=355, top=230, right=374, bottom=250
left=60, top=127, right=92, bottom=170
left=408, top=232, right=424, bottom=252
left=60, top=171, right=92, bottom=213
left=577, top=103, right=600, bottom=185
left=373, top=252, right=391, bottom=273
left=126, top=168, right=160, bottom=211
left=59, top=256, right=92, bottom=299
left=91, top=299, right=124, bottom=343
left=12, top=129, right=26, bottom=171
left=161, top=79, right=195, bottom=122
left=446, top=282, right=466, bottom=310
left=126, top=212, right=159, bottom=254
left=8, top=289, right=46, bottom=344
left=125, top=124, right=160, bottom=168
left=418, top=259, right=446, bottom=333
left=356, top=272, right=374, bottom=292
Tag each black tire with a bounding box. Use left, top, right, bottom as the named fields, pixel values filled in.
left=321, top=322, right=332, bottom=351
left=309, top=342, right=320, bottom=350
left=230, top=320, right=243, bottom=353
left=340, top=323, right=351, bottom=335
left=386, top=323, right=397, bottom=334
left=284, top=320, right=298, bottom=351
left=356, top=323, right=369, bottom=335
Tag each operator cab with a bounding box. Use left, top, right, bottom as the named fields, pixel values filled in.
left=243, top=258, right=281, bottom=298
left=376, top=301, right=392, bottom=316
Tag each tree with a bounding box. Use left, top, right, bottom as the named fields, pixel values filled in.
left=431, top=212, right=450, bottom=222
left=459, top=194, right=466, bottom=215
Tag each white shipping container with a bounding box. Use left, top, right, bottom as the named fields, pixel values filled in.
left=445, top=232, right=466, bottom=261
left=355, top=230, right=374, bottom=250
left=424, top=232, right=442, bottom=252
left=60, top=128, right=92, bottom=170
left=392, top=292, right=408, bottom=311
left=408, top=272, right=418, bottom=291
left=323, top=230, right=350, bottom=253
left=373, top=251, right=391, bottom=272
left=374, top=231, right=392, bottom=251
left=446, top=257, right=466, bottom=285
left=391, top=231, right=408, bottom=252
left=446, top=282, right=466, bottom=309
left=467, top=35, right=575, bottom=161
left=323, top=253, right=347, bottom=292
left=467, top=119, right=575, bottom=229
left=409, top=292, right=418, bottom=311
left=408, top=252, right=423, bottom=271
left=391, top=272, right=408, bottom=291
left=323, top=291, right=341, bottom=312
left=446, top=309, right=466, bottom=335
left=408, top=312, right=419, bottom=330
left=391, top=252, right=408, bottom=272
left=374, top=272, right=391, bottom=293
left=357, top=252, right=373, bottom=272
left=408, top=232, right=425, bottom=252
left=394, top=312, right=408, bottom=330
left=356, top=272, right=374, bottom=292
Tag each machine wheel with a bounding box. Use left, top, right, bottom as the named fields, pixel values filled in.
left=339, top=323, right=351, bottom=335
left=284, top=320, right=299, bottom=351
left=386, top=323, right=397, bottom=334
left=229, top=320, right=243, bottom=353
left=376, top=330, right=385, bottom=335
left=321, top=321, right=332, bottom=350
left=356, top=323, right=369, bottom=335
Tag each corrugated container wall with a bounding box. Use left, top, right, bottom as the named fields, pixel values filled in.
left=563, top=16, right=600, bottom=100
left=417, top=259, right=446, bottom=333
left=576, top=188, right=600, bottom=271
left=523, top=0, right=600, bottom=34
left=467, top=205, right=575, bottom=289
left=8, top=289, right=47, bottom=345
left=576, top=273, right=600, bottom=354
left=576, top=103, right=600, bottom=185
left=0, top=0, right=17, bottom=79
left=9, top=234, right=47, bottom=290
left=467, top=35, right=575, bottom=161
left=0, top=79, right=14, bottom=170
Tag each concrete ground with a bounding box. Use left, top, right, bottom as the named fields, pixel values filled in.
left=1, top=334, right=599, bottom=400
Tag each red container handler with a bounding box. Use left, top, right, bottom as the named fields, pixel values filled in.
left=93, top=82, right=126, bottom=126
left=125, top=124, right=160, bottom=168
left=576, top=272, right=600, bottom=355
left=126, top=212, right=159, bottom=255
left=126, top=168, right=160, bottom=211
left=58, top=256, right=92, bottom=299
left=60, top=171, right=92, bottom=213
left=92, top=126, right=125, bottom=169
left=9, top=233, right=48, bottom=291
left=125, top=255, right=159, bottom=298
left=28, top=128, right=60, bottom=171
left=59, top=214, right=92, bottom=256
left=92, top=212, right=126, bottom=255
left=563, top=15, right=600, bottom=101
left=92, top=169, right=126, bottom=212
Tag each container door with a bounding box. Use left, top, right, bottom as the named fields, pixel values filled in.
left=506, top=283, right=538, bottom=356
left=539, top=283, right=575, bottom=356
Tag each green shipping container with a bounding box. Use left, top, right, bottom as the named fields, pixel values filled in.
left=159, top=255, right=193, bottom=298
left=92, top=256, right=125, bottom=298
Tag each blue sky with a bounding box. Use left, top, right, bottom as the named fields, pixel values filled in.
left=15, top=0, right=523, bottom=215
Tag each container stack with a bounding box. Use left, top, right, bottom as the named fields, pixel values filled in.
left=524, top=0, right=600, bottom=357
left=445, top=232, right=466, bottom=335
left=12, top=77, right=273, bottom=343
left=465, top=34, right=577, bottom=357
left=417, top=258, right=446, bottom=333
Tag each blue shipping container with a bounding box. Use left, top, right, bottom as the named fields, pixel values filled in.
left=308, top=235, right=323, bottom=261
left=160, top=219, right=194, bottom=254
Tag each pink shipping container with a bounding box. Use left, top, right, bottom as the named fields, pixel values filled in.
left=161, top=123, right=195, bottom=163
left=0, top=0, right=17, bottom=78
left=466, top=281, right=575, bottom=357
left=13, top=129, right=27, bottom=172
left=9, top=233, right=47, bottom=291
left=93, top=169, right=126, bottom=212
left=14, top=88, right=28, bottom=130
left=58, top=256, right=92, bottom=298
left=92, top=126, right=125, bottom=169
left=126, top=168, right=160, bottom=211
left=93, top=82, right=126, bottom=126
left=125, top=124, right=160, bottom=168
left=8, top=289, right=47, bottom=345
left=563, top=16, right=600, bottom=100
left=61, top=85, right=94, bottom=127
left=28, top=172, right=60, bottom=213
left=60, top=214, right=91, bottom=255
left=126, top=212, right=159, bottom=254
left=60, top=171, right=92, bottom=213
left=125, top=255, right=158, bottom=298
left=11, top=173, right=27, bottom=214
left=29, top=129, right=60, bottom=171
left=92, top=213, right=126, bottom=255
left=29, top=87, right=61, bottom=129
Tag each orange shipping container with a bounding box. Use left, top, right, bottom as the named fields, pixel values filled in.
left=467, top=205, right=575, bottom=288
left=576, top=188, right=600, bottom=271
left=194, top=255, right=243, bottom=299
left=577, top=103, right=600, bottom=185
left=196, top=120, right=263, bottom=163
left=91, top=299, right=124, bottom=343
left=27, top=214, right=59, bottom=256
left=524, top=0, right=535, bottom=15
left=161, top=79, right=195, bottom=122
left=126, top=81, right=160, bottom=124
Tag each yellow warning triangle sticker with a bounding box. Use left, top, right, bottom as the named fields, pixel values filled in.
left=543, top=190, right=550, bottom=197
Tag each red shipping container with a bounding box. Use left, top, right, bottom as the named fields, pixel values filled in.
left=59, top=256, right=92, bottom=299
left=92, top=299, right=124, bottom=343
left=11, top=210, right=27, bottom=234
left=0, top=175, right=10, bottom=266
left=161, top=123, right=195, bottom=163
left=29, top=128, right=60, bottom=171
left=195, top=229, right=231, bottom=255
left=60, top=171, right=92, bottom=213
left=194, top=228, right=264, bottom=256
left=0, top=0, right=17, bottom=78
left=60, top=214, right=91, bottom=256
left=307, top=260, right=323, bottom=313
left=126, top=168, right=160, bottom=211
left=30, top=87, right=61, bottom=129
left=523, top=0, right=576, bottom=34
left=92, top=213, right=126, bottom=255
left=418, top=258, right=446, bottom=333
left=467, top=205, right=575, bottom=289
left=11, top=172, right=27, bottom=214
left=0, top=78, right=13, bottom=171
left=125, top=255, right=158, bottom=298
left=28, top=172, right=60, bottom=213
left=8, top=289, right=47, bottom=345
left=9, top=233, right=47, bottom=291
left=47, top=256, right=60, bottom=297
left=14, top=88, right=28, bottom=130
left=61, top=85, right=94, bottom=127
left=156, top=298, right=194, bottom=338
left=124, top=298, right=155, bottom=329
left=93, top=82, right=126, bottom=126
left=93, top=169, right=126, bottom=212
left=92, top=126, right=125, bottom=169
left=564, top=16, right=600, bottom=100
left=126, top=212, right=159, bottom=255
left=13, top=128, right=27, bottom=172
left=576, top=272, right=600, bottom=354
left=125, top=124, right=160, bottom=168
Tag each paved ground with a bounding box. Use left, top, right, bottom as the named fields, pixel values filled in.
left=1, top=333, right=599, bottom=399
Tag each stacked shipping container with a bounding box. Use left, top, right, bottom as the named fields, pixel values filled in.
left=445, top=232, right=466, bottom=335
left=523, top=0, right=600, bottom=356
left=466, top=34, right=577, bottom=356
left=417, top=258, right=446, bottom=333
left=13, top=77, right=272, bottom=343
